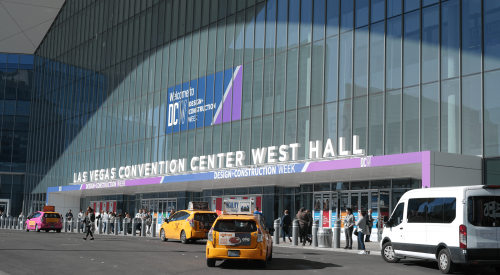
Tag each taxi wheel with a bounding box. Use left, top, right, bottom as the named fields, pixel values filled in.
left=206, top=259, right=216, bottom=267
left=268, top=248, right=273, bottom=261
left=45, top=230, right=49, bottom=232
left=180, top=230, right=187, bottom=244
left=160, top=229, right=168, bottom=242
left=259, top=257, right=268, bottom=268
left=56, top=229, right=61, bottom=233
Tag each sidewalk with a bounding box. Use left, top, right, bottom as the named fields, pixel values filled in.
left=274, top=238, right=381, bottom=256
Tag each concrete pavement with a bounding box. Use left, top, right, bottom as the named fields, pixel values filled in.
left=0, top=228, right=497, bottom=275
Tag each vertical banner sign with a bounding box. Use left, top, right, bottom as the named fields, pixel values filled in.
left=371, top=192, right=378, bottom=229
left=322, top=195, right=330, bottom=227
left=166, top=66, right=243, bottom=134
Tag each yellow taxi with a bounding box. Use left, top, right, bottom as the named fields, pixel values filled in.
left=159, top=202, right=217, bottom=244
left=206, top=200, right=274, bottom=268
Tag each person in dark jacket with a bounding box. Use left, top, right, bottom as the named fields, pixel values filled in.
left=296, top=207, right=310, bottom=246
left=365, top=209, right=374, bottom=242
left=82, top=207, right=96, bottom=241
left=280, top=210, right=292, bottom=243
left=306, top=209, right=313, bottom=245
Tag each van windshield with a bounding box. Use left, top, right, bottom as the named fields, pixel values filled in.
left=214, top=220, right=257, bottom=232
left=468, top=196, right=500, bottom=227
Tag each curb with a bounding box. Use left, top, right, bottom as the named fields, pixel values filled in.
left=274, top=243, right=381, bottom=256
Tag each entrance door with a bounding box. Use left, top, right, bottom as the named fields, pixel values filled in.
left=0, top=203, right=6, bottom=213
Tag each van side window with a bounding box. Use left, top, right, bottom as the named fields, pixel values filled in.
left=468, top=196, right=498, bottom=227
left=407, top=198, right=427, bottom=223
left=443, top=198, right=456, bottom=223
left=408, top=197, right=456, bottom=223
left=391, top=203, right=405, bottom=227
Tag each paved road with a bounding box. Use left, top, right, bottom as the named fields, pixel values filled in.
left=0, top=229, right=496, bottom=275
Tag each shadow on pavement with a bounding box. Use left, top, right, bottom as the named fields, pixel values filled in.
left=401, top=260, right=497, bottom=275
left=218, top=258, right=341, bottom=270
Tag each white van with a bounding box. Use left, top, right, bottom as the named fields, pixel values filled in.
left=380, top=185, right=500, bottom=274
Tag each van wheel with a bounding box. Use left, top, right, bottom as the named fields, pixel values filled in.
left=160, top=229, right=168, bottom=241
left=207, top=259, right=216, bottom=267
left=180, top=230, right=187, bottom=244
left=438, top=249, right=455, bottom=274
left=381, top=242, right=400, bottom=263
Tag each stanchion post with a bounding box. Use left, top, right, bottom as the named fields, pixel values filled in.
left=98, top=220, right=103, bottom=234
left=123, top=219, right=128, bottom=236
left=312, top=219, right=319, bottom=248
left=141, top=219, right=146, bottom=237
left=273, top=218, right=280, bottom=245
left=151, top=218, right=156, bottom=238
left=333, top=219, right=341, bottom=248
left=13, top=218, right=17, bottom=230
left=292, top=219, right=299, bottom=246
left=105, top=220, right=110, bottom=234
left=114, top=219, right=119, bottom=235
left=131, top=219, right=136, bottom=236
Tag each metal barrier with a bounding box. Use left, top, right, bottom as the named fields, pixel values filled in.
left=69, top=219, right=74, bottom=232
left=317, top=227, right=333, bottom=248
left=312, top=220, right=319, bottom=248
left=64, top=218, right=68, bottom=232
left=333, top=219, right=341, bottom=248
left=292, top=219, right=299, bottom=246
left=77, top=219, right=82, bottom=233
left=1, top=217, right=3, bottom=228
left=273, top=218, right=280, bottom=245
left=141, top=219, right=146, bottom=237
left=13, top=218, right=17, bottom=230
left=98, top=220, right=103, bottom=234
left=8, top=218, right=12, bottom=229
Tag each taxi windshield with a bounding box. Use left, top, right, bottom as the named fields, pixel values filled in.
left=194, top=213, right=217, bottom=221
left=43, top=213, right=60, bottom=218
left=214, top=220, right=257, bottom=233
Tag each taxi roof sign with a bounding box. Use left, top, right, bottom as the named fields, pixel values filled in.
left=188, top=201, right=210, bottom=211
left=223, top=199, right=254, bottom=215
left=43, top=205, right=55, bottom=212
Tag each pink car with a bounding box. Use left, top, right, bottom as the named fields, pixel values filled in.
left=25, top=211, right=62, bottom=233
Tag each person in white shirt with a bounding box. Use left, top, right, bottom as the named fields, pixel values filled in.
left=78, top=209, right=84, bottom=230
left=135, top=209, right=143, bottom=236
left=102, top=211, right=109, bottom=231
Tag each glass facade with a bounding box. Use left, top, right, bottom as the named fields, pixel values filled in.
left=24, top=0, right=500, bottom=214
left=0, top=53, right=33, bottom=216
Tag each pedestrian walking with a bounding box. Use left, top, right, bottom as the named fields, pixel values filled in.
left=82, top=207, right=96, bottom=241
left=365, top=209, right=373, bottom=242
left=305, top=209, right=313, bottom=245
left=280, top=210, right=292, bottom=243
left=109, top=212, right=115, bottom=233
left=296, top=207, right=310, bottom=246
left=65, top=209, right=73, bottom=231
left=356, top=210, right=370, bottom=254
left=145, top=210, right=152, bottom=235
left=344, top=208, right=355, bottom=249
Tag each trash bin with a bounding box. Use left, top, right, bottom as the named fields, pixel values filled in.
left=317, top=227, right=333, bottom=248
